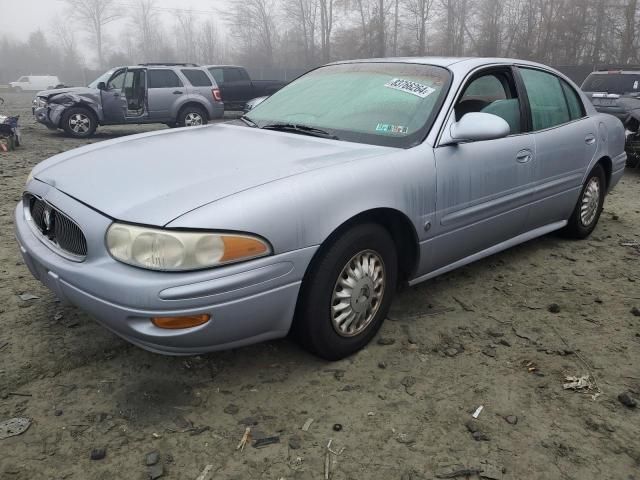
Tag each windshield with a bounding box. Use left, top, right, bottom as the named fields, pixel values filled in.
left=245, top=62, right=451, bottom=148
left=582, top=73, right=640, bottom=95
left=88, top=69, right=115, bottom=88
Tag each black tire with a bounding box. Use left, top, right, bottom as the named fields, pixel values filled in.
left=176, top=105, right=208, bottom=128
left=563, top=164, right=606, bottom=239
left=293, top=223, right=398, bottom=360
left=61, top=106, right=97, bottom=138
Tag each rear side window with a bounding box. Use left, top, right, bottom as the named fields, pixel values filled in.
left=225, top=68, right=246, bottom=82
left=181, top=69, right=212, bottom=87
left=560, top=81, right=585, bottom=120
left=209, top=68, right=224, bottom=83
left=520, top=68, right=570, bottom=131
left=148, top=69, right=183, bottom=88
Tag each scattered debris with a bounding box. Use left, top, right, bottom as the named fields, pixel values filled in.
left=377, top=337, right=396, bottom=346
left=472, top=405, right=484, bottom=419
left=618, top=391, right=637, bottom=408
left=90, top=448, right=106, bottom=460
left=323, top=439, right=345, bottom=480
left=195, top=465, right=214, bottom=480
left=288, top=435, right=302, bottom=450
left=0, top=417, right=31, bottom=439
left=253, top=435, right=280, bottom=448
left=396, top=433, right=416, bottom=445
left=548, top=303, right=561, bottom=314
left=453, top=296, right=475, bottom=312
left=465, top=419, right=490, bottom=441
left=223, top=404, right=239, bottom=415
left=378, top=361, right=387, bottom=369
left=631, top=307, right=640, bottom=317
left=18, top=293, right=39, bottom=301
left=301, top=417, right=314, bottom=431
left=148, top=462, right=164, bottom=480
left=146, top=451, right=160, bottom=466
left=504, top=415, right=518, bottom=425
left=332, top=423, right=343, bottom=432
left=563, top=375, right=592, bottom=390
left=435, top=466, right=483, bottom=479
left=236, top=427, right=251, bottom=451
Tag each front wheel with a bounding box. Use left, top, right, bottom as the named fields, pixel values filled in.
left=563, top=164, right=606, bottom=239
left=61, top=107, right=97, bottom=138
left=293, top=223, right=398, bottom=360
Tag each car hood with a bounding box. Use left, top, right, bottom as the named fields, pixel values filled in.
left=37, top=87, right=98, bottom=98
left=33, top=124, right=390, bottom=226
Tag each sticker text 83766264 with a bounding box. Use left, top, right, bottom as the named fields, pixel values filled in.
left=384, top=78, right=436, bottom=98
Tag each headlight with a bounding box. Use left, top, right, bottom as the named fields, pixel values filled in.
left=106, top=223, right=271, bottom=271
left=33, top=97, right=47, bottom=108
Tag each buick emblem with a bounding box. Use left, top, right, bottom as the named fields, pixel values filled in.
left=43, top=207, right=53, bottom=232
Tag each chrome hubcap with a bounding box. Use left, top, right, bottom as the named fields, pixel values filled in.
left=69, top=113, right=90, bottom=133
left=184, top=112, right=203, bottom=126
left=331, top=250, right=385, bottom=337
left=580, top=177, right=601, bottom=226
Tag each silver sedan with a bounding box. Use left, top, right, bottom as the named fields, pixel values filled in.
left=15, top=57, right=626, bottom=359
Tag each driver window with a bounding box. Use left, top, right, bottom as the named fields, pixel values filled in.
left=107, top=70, right=126, bottom=90
left=455, top=72, right=522, bottom=135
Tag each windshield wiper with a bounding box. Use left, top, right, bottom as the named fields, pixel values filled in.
left=261, top=123, right=339, bottom=140
left=240, top=115, right=258, bottom=127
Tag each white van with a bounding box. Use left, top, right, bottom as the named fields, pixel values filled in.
left=10, top=75, right=61, bottom=92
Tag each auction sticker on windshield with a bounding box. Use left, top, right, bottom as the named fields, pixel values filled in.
left=384, top=78, right=436, bottom=98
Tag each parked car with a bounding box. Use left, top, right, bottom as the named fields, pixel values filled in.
left=243, top=96, right=268, bottom=113
left=32, top=63, right=223, bottom=138
left=205, top=65, right=286, bottom=111
left=10, top=75, right=61, bottom=92
left=16, top=58, right=625, bottom=359
left=581, top=69, right=640, bottom=121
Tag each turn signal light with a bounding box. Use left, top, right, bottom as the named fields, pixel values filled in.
left=221, top=236, right=269, bottom=262
left=152, top=314, right=211, bottom=329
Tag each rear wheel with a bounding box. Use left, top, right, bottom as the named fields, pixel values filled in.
left=563, top=164, right=606, bottom=239
left=293, top=223, right=398, bottom=360
left=61, top=107, right=97, bottom=138
left=177, top=106, right=207, bottom=127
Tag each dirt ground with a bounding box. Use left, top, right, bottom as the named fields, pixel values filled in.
left=0, top=91, right=639, bottom=480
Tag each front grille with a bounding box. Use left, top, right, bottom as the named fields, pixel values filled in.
left=26, top=194, right=88, bottom=258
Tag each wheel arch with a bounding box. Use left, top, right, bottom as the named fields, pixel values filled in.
left=176, top=101, right=210, bottom=121
left=304, top=207, right=420, bottom=287
left=595, top=156, right=612, bottom=190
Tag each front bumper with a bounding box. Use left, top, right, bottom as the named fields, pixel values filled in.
left=15, top=182, right=316, bottom=355
left=33, top=106, right=59, bottom=129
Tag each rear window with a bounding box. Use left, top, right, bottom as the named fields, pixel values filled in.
left=582, top=73, right=640, bottom=94
left=148, top=70, right=182, bottom=88
left=181, top=69, right=213, bottom=87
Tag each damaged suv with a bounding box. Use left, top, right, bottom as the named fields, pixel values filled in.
left=32, top=63, right=224, bottom=138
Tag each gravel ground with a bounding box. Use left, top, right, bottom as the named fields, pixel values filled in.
left=1, top=91, right=639, bottom=480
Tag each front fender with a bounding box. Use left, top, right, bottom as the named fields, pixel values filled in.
left=167, top=144, right=436, bottom=256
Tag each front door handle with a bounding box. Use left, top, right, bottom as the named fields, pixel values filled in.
left=173, top=90, right=183, bottom=95
left=516, top=149, right=533, bottom=164
left=585, top=134, right=596, bottom=145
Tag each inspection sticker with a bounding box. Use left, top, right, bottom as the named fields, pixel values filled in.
left=384, top=78, right=436, bottom=98
left=376, top=123, right=408, bottom=134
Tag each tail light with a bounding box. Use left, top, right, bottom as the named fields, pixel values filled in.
left=212, top=88, right=222, bottom=101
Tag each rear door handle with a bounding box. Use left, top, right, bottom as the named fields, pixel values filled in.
left=585, top=134, right=596, bottom=145
left=516, top=149, right=533, bottom=163
left=173, top=90, right=183, bottom=95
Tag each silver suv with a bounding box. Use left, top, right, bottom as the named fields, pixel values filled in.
left=33, top=63, right=224, bottom=138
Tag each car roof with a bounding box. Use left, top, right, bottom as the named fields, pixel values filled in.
left=329, top=56, right=558, bottom=72
left=587, top=70, right=640, bottom=75
left=202, top=65, right=245, bottom=69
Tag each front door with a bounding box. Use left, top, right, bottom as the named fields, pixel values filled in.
left=517, top=67, right=598, bottom=229
left=428, top=67, right=536, bottom=273
left=101, top=68, right=127, bottom=124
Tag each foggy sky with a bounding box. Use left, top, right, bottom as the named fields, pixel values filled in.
left=1, top=0, right=229, bottom=46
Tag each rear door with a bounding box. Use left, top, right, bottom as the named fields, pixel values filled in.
left=429, top=66, right=536, bottom=272
left=517, top=67, right=596, bottom=229
left=147, top=69, right=184, bottom=121
left=101, top=68, right=127, bottom=123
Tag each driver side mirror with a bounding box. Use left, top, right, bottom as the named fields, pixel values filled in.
left=97, top=82, right=106, bottom=90
left=445, top=112, right=510, bottom=145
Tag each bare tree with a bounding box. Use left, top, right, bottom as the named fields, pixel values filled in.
left=285, top=0, right=319, bottom=65
left=129, top=0, right=160, bottom=62
left=405, top=0, right=434, bottom=55
left=175, top=10, right=197, bottom=62
left=224, top=0, right=277, bottom=67
left=620, top=0, right=638, bottom=64
left=63, top=0, right=120, bottom=68
left=319, top=0, right=335, bottom=62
